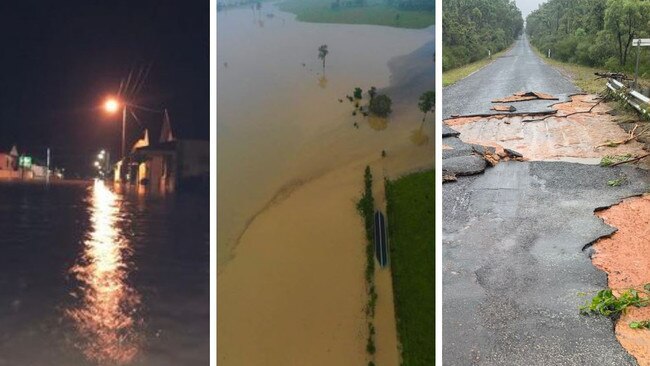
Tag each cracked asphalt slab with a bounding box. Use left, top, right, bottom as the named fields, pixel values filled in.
left=442, top=36, right=578, bottom=119
left=443, top=161, right=649, bottom=366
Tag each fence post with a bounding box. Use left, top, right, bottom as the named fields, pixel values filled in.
left=635, top=39, right=641, bottom=90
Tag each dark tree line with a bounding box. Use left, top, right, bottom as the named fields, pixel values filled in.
left=526, top=0, right=650, bottom=73
left=330, top=0, right=433, bottom=12
left=442, top=0, right=523, bottom=71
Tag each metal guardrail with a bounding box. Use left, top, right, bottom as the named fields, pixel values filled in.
left=607, top=78, right=650, bottom=116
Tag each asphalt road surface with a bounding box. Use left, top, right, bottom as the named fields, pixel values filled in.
left=443, top=162, right=648, bottom=365
left=443, top=36, right=579, bottom=118
left=442, top=35, right=650, bottom=365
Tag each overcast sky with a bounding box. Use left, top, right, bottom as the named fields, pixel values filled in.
left=516, top=0, right=547, bottom=18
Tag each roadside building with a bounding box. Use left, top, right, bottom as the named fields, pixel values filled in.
left=114, top=110, right=208, bottom=193
left=0, top=145, right=20, bottom=179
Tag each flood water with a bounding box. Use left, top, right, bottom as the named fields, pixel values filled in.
left=217, top=3, right=434, bottom=265
left=0, top=181, right=208, bottom=366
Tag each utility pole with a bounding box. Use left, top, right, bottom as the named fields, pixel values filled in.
left=121, top=105, right=127, bottom=182
left=46, top=148, right=50, bottom=184
left=121, top=105, right=127, bottom=160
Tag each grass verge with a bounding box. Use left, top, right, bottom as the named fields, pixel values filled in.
left=531, top=46, right=609, bottom=94
left=442, top=48, right=509, bottom=87
left=357, top=166, right=377, bottom=362
left=385, top=169, right=434, bottom=365
left=277, top=0, right=434, bottom=29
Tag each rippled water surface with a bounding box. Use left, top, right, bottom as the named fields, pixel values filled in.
left=0, top=181, right=208, bottom=365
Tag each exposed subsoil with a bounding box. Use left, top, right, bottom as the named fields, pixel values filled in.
left=445, top=94, right=648, bottom=165
left=592, top=195, right=650, bottom=366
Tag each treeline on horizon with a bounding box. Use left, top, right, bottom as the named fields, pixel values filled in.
left=526, top=0, right=650, bottom=76
left=442, top=0, right=523, bottom=71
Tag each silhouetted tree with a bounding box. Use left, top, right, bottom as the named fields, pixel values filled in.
left=318, top=45, right=329, bottom=73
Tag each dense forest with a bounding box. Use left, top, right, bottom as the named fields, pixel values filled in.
left=526, top=0, right=650, bottom=75
left=442, top=0, right=523, bottom=71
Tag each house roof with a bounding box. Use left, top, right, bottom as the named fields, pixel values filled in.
left=135, top=109, right=207, bottom=144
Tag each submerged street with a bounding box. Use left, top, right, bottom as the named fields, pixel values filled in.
left=0, top=181, right=208, bottom=366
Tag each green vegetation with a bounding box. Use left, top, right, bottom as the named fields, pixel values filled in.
left=600, top=153, right=633, bottom=166
left=531, top=46, right=609, bottom=93
left=277, top=0, right=434, bottom=29
left=369, top=94, right=392, bottom=117
left=580, top=287, right=649, bottom=317
left=527, top=0, right=650, bottom=79
left=607, top=177, right=627, bottom=187
left=385, top=169, right=434, bottom=366
left=442, top=0, right=523, bottom=71
left=418, top=90, right=435, bottom=123
left=356, top=166, right=377, bottom=361
left=368, top=86, right=377, bottom=100
left=630, top=320, right=650, bottom=329
left=354, top=87, right=363, bottom=99
left=581, top=286, right=650, bottom=330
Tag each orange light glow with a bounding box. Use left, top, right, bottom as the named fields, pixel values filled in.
left=104, top=98, right=120, bottom=113
left=66, top=180, right=142, bottom=364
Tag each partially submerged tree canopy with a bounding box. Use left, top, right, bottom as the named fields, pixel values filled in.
left=369, top=94, right=392, bottom=117
left=318, top=44, right=329, bottom=70
left=418, top=90, right=435, bottom=121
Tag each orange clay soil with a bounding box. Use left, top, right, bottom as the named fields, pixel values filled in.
left=444, top=94, right=647, bottom=162
left=592, top=195, right=650, bottom=365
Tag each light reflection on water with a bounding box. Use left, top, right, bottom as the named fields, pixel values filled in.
left=66, top=180, right=142, bottom=365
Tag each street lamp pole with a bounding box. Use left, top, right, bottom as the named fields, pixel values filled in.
left=122, top=105, right=127, bottom=160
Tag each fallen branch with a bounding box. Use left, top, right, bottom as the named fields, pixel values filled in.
left=524, top=98, right=605, bottom=122
left=595, top=124, right=649, bottom=148
left=609, top=153, right=650, bottom=167
left=448, top=110, right=556, bottom=119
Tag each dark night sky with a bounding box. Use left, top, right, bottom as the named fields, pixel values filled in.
left=0, top=1, right=209, bottom=176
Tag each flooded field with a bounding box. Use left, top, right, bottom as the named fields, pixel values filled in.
left=218, top=3, right=433, bottom=365
left=0, top=181, right=209, bottom=366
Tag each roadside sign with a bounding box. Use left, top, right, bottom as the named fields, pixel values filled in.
left=633, top=39, right=650, bottom=89
left=19, top=156, right=32, bottom=168
left=633, top=39, right=650, bottom=47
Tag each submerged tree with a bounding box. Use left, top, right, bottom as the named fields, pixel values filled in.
left=368, top=86, right=377, bottom=100
left=318, top=44, right=329, bottom=73
left=353, top=87, right=363, bottom=99
left=369, top=94, right=392, bottom=117
left=418, top=91, right=435, bottom=126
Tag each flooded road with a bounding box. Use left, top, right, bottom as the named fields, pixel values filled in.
left=218, top=3, right=433, bottom=365
left=217, top=4, right=433, bottom=264
left=0, top=181, right=208, bottom=366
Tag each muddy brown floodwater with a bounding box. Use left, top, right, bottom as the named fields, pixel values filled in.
left=592, top=195, right=650, bottom=366
left=217, top=4, right=433, bottom=365
left=445, top=94, right=647, bottom=164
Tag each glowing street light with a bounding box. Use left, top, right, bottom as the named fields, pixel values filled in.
left=104, top=96, right=127, bottom=161
left=104, top=98, right=120, bottom=113
left=102, top=95, right=163, bottom=182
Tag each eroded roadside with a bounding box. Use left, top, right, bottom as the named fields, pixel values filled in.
left=592, top=195, right=650, bottom=366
